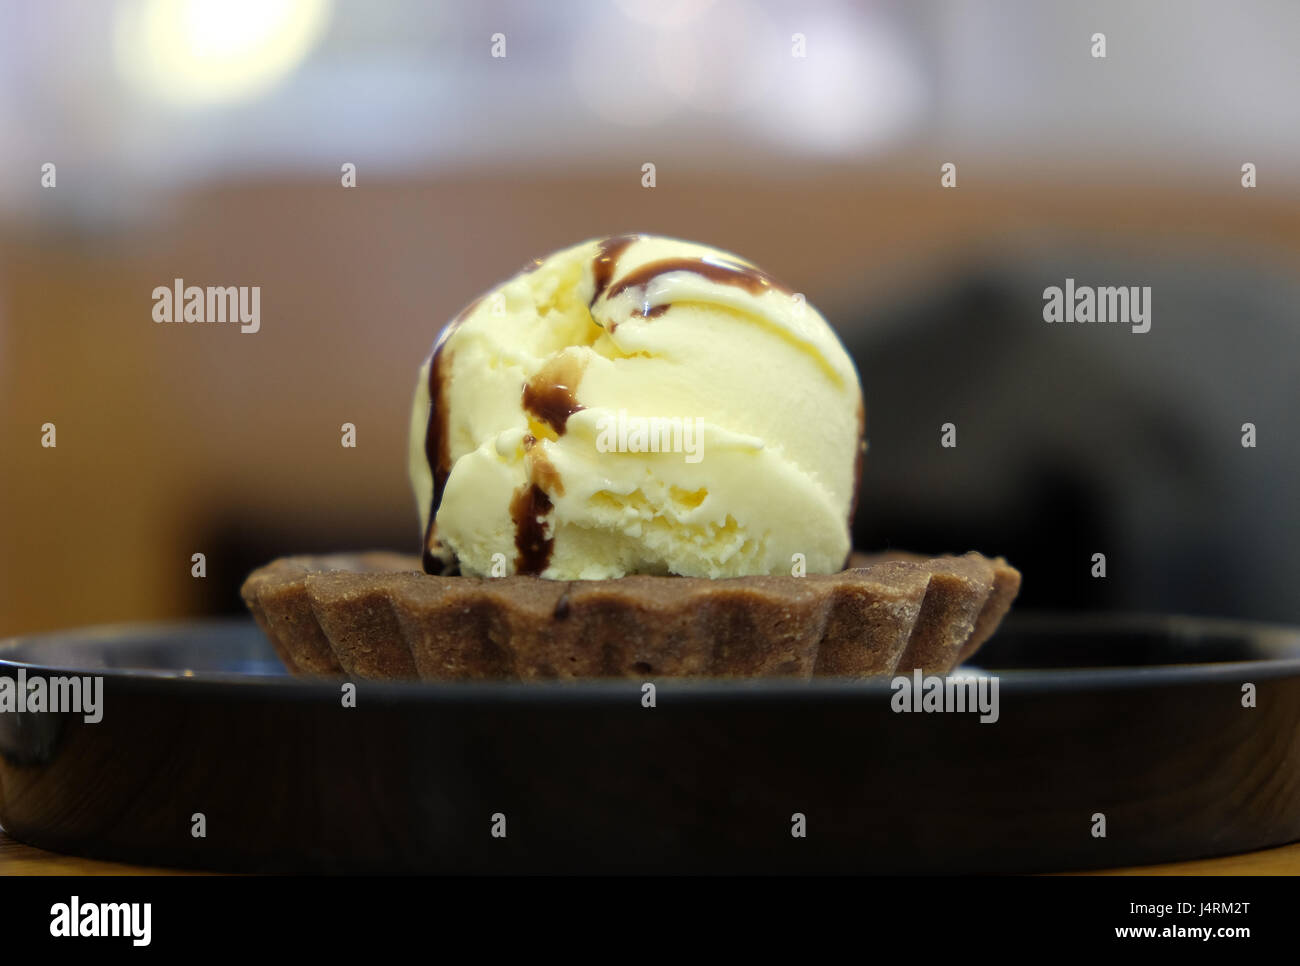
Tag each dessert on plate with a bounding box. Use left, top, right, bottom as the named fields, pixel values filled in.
left=242, top=235, right=1020, bottom=680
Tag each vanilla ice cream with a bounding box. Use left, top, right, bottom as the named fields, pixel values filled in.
left=408, top=234, right=865, bottom=580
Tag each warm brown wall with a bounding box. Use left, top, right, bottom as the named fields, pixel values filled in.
left=2, top=166, right=1297, bottom=634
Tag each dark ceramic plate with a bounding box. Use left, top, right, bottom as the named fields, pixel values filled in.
left=1, top=614, right=1298, bottom=873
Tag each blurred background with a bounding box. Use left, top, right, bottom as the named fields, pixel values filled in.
left=1, top=0, right=1298, bottom=635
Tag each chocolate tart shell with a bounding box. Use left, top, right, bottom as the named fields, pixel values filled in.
left=241, top=551, right=1020, bottom=681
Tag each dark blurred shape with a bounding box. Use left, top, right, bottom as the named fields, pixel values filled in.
left=193, top=513, right=409, bottom=618
left=847, top=256, right=1298, bottom=622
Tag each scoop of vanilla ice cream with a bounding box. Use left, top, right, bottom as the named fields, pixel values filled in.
left=408, top=234, right=864, bottom=580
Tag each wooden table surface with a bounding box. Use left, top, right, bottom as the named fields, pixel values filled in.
left=2, top=827, right=1297, bottom=875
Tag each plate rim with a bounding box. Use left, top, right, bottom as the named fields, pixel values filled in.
left=1, top=613, right=1299, bottom=699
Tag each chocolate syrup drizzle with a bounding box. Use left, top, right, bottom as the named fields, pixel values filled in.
left=522, top=364, right=584, bottom=435
left=589, top=234, right=640, bottom=308
left=421, top=295, right=483, bottom=574
left=592, top=238, right=793, bottom=326
left=604, top=255, right=791, bottom=315
left=514, top=358, right=585, bottom=572
left=510, top=481, right=554, bottom=574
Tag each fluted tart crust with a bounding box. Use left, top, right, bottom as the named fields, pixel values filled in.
left=240, top=551, right=1020, bottom=681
